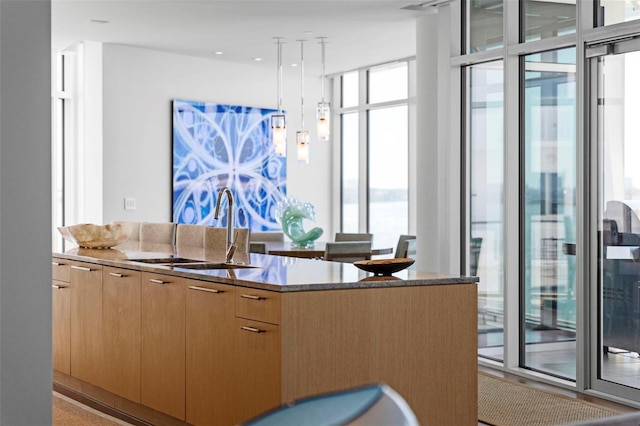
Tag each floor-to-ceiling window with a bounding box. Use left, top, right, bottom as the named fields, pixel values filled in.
left=461, top=0, right=577, bottom=380
left=461, top=0, right=578, bottom=382
left=522, top=48, right=576, bottom=379
left=457, top=0, right=640, bottom=406
left=337, top=61, right=415, bottom=249
left=467, top=61, right=505, bottom=362
left=589, top=33, right=640, bottom=403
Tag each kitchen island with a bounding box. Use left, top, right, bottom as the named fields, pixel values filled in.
left=52, top=241, right=478, bottom=425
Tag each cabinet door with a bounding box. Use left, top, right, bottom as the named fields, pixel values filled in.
left=186, top=282, right=236, bottom=426
left=232, top=318, right=281, bottom=424
left=141, top=272, right=186, bottom=420
left=70, top=261, right=104, bottom=387
left=103, top=267, right=141, bottom=402
left=52, top=280, right=70, bottom=374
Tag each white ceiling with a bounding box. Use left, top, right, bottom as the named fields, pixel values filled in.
left=52, top=0, right=430, bottom=76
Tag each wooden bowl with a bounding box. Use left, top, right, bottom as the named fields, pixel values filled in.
left=353, top=258, right=415, bottom=276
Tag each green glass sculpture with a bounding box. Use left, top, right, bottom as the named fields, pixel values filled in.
left=275, top=197, right=323, bottom=248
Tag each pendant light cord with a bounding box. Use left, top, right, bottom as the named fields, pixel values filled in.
left=320, top=38, right=326, bottom=103
left=299, top=40, right=305, bottom=129
left=275, top=37, right=283, bottom=114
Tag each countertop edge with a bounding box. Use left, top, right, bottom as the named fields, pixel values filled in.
left=53, top=251, right=479, bottom=292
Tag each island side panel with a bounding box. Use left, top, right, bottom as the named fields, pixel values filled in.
left=280, top=283, right=477, bottom=426
left=408, top=283, right=478, bottom=426
left=280, top=290, right=340, bottom=397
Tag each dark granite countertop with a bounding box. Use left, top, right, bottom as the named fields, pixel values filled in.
left=53, top=241, right=478, bottom=292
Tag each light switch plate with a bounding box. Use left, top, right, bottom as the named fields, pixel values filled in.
left=124, top=198, right=136, bottom=210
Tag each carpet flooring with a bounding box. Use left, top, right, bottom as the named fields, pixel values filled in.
left=478, top=372, right=621, bottom=426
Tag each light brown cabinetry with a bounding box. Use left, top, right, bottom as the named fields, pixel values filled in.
left=52, top=260, right=71, bottom=374
left=232, top=287, right=281, bottom=423
left=236, top=287, right=281, bottom=325
left=52, top=259, right=71, bottom=282
left=233, top=318, right=281, bottom=423
left=185, top=282, right=236, bottom=426
left=52, top=254, right=477, bottom=426
left=70, top=261, right=104, bottom=388
left=185, top=283, right=282, bottom=426
left=140, top=272, right=186, bottom=421
left=103, top=267, right=141, bottom=402
left=279, top=284, right=478, bottom=426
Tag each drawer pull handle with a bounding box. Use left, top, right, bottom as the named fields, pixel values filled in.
left=51, top=284, right=66, bottom=289
left=240, top=326, right=265, bottom=333
left=71, top=265, right=92, bottom=272
left=109, top=272, right=126, bottom=278
left=240, top=294, right=264, bottom=300
left=52, top=262, right=64, bottom=266
left=189, top=286, right=223, bottom=294
left=149, top=278, right=169, bottom=284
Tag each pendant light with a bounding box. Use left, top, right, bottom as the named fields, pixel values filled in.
left=316, top=37, right=330, bottom=142
left=271, top=37, right=286, bottom=157
left=296, top=39, right=310, bottom=164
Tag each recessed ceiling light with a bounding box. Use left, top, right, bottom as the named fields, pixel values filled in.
left=89, top=19, right=109, bottom=24
left=290, top=63, right=298, bottom=67
left=214, top=51, right=223, bottom=55
left=253, top=57, right=262, bottom=62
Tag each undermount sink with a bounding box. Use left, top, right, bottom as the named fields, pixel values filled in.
left=128, top=257, right=201, bottom=264
left=127, top=257, right=257, bottom=270
left=174, top=262, right=258, bottom=270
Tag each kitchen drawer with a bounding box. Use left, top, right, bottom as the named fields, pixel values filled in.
left=236, top=288, right=280, bottom=325
left=52, top=258, right=71, bottom=282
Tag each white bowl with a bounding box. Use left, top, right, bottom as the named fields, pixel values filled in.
left=57, top=223, right=130, bottom=249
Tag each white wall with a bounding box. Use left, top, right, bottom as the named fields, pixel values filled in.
left=415, top=8, right=460, bottom=275
left=0, top=1, right=52, bottom=424
left=101, top=44, right=333, bottom=236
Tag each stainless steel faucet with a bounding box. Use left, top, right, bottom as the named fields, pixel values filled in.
left=213, top=186, right=235, bottom=262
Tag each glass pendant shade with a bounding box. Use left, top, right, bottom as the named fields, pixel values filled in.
left=272, top=37, right=286, bottom=156
left=317, top=38, right=330, bottom=142
left=272, top=114, right=287, bottom=157
left=316, top=101, right=331, bottom=141
left=296, top=130, right=310, bottom=163
left=295, top=39, right=309, bottom=164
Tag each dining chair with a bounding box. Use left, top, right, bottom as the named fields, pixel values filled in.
left=323, top=241, right=372, bottom=263
left=470, top=237, right=483, bottom=276
left=139, top=222, right=176, bottom=245
left=175, top=224, right=206, bottom=248
left=399, top=239, right=417, bottom=259
left=204, top=226, right=250, bottom=253
left=470, top=237, right=487, bottom=323
left=249, top=231, right=285, bottom=242
left=114, top=221, right=141, bottom=241
left=334, top=232, right=373, bottom=242
left=394, top=235, right=416, bottom=258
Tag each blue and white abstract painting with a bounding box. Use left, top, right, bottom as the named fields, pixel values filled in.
left=172, top=100, right=286, bottom=231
